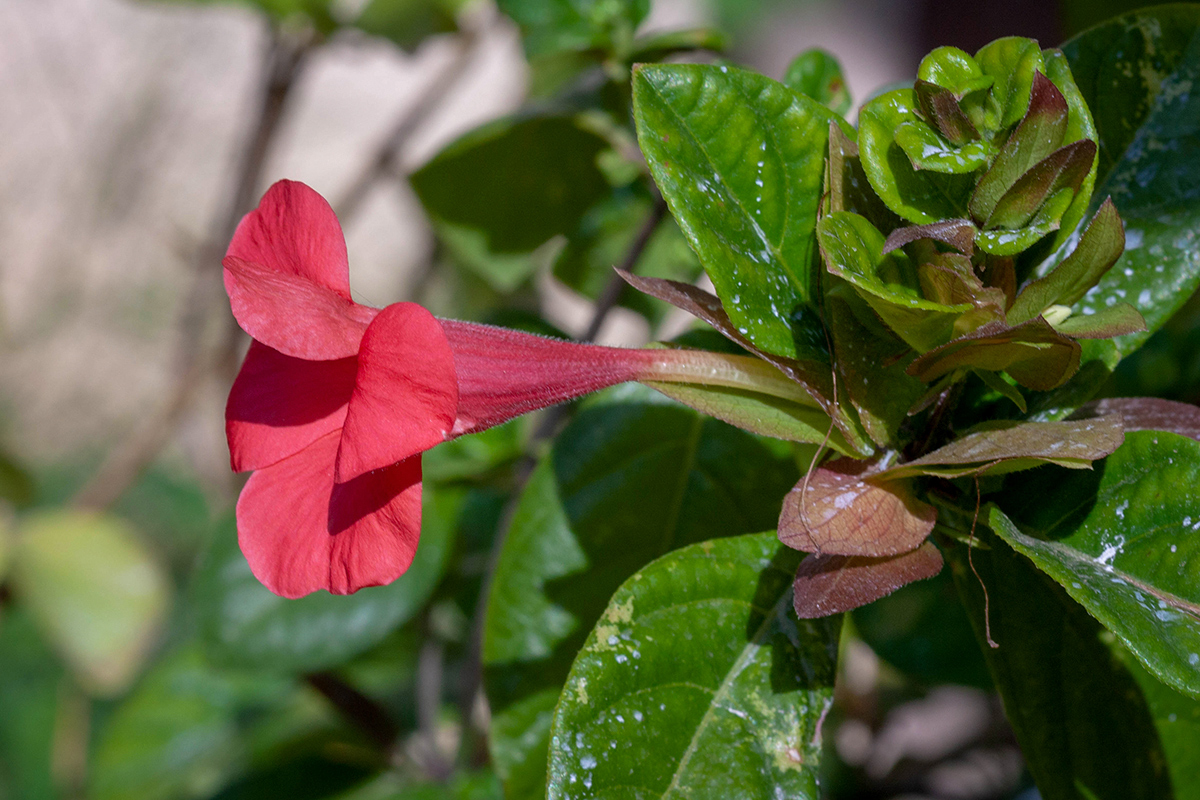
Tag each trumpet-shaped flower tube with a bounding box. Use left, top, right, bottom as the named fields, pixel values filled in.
left=225, top=180, right=811, bottom=597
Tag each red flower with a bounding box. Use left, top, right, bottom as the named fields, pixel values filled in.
left=224, top=181, right=688, bottom=597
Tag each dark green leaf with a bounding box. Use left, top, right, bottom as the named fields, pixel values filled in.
left=497, top=0, right=647, bottom=57
left=1062, top=8, right=1200, bottom=358
left=1118, top=648, right=1200, bottom=799
left=411, top=114, right=609, bottom=253
left=547, top=533, right=839, bottom=799
left=0, top=611, right=62, bottom=800
left=783, top=48, right=851, bottom=115
left=633, top=63, right=841, bottom=360
left=352, top=0, right=461, bottom=51
left=994, top=430, right=1200, bottom=696
left=858, top=89, right=976, bottom=223
left=483, top=391, right=798, bottom=799
left=947, top=531, right=1173, bottom=800
left=0, top=451, right=33, bottom=507
left=853, top=566, right=992, bottom=688
left=197, top=488, right=456, bottom=673
left=627, top=28, right=727, bottom=63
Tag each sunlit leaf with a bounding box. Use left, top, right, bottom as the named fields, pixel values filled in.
left=906, top=317, right=1081, bottom=391
left=9, top=511, right=169, bottom=696
left=633, top=63, right=842, bottom=360
left=1074, top=397, right=1200, bottom=442
left=986, top=139, right=1095, bottom=230
left=483, top=390, right=797, bottom=799
left=777, top=457, right=935, bottom=557
left=547, top=533, right=839, bottom=799
left=894, top=120, right=990, bottom=173
left=792, top=541, right=944, bottom=618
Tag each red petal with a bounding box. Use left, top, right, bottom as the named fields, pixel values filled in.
left=336, top=303, right=458, bottom=482
left=226, top=340, right=357, bottom=472
left=224, top=256, right=377, bottom=360
left=227, top=180, right=353, bottom=300
left=442, top=320, right=651, bottom=436
left=237, top=432, right=422, bottom=598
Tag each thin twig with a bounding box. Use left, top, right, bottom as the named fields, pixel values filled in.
left=455, top=198, right=670, bottom=763
left=333, top=28, right=481, bottom=221
left=73, top=24, right=311, bottom=510
left=968, top=475, right=999, bottom=648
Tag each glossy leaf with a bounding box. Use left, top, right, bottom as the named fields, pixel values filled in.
left=827, top=123, right=901, bottom=233
left=893, top=120, right=990, bottom=173
left=886, top=415, right=1124, bottom=478
left=914, top=80, right=980, bottom=146
left=882, top=219, right=976, bottom=256
left=818, top=211, right=967, bottom=352
left=994, top=430, right=1200, bottom=696
left=917, top=46, right=987, bottom=95
left=197, top=487, right=456, bottom=673
left=497, top=0, right=648, bottom=56
left=858, top=89, right=976, bottom=223
left=411, top=115, right=609, bottom=253
left=974, top=36, right=1046, bottom=131
left=1053, top=302, right=1145, bottom=338
left=906, top=318, right=1081, bottom=391
left=9, top=510, right=169, bottom=696
left=783, top=48, right=851, bottom=115
left=792, top=541, right=944, bottom=618
left=547, top=533, right=840, bottom=799
left=633, top=63, right=842, bottom=359
left=974, top=187, right=1073, bottom=256
left=1062, top=7, right=1200, bottom=358
left=483, top=391, right=797, bottom=799
left=986, top=139, right=1096, bottom=230
left=1119, top=649, right=1200, bottom=799
left=1076, top=397, right=1200, bottom=442
left=947, top=532, right=1173, bottom=800
left=970, top=73, right=1070, bottom=225
left=777, top=457, right=935, bottom=556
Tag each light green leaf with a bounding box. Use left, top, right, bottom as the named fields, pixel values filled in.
left=974, top=36, right=1045, bottom=130
left=196, top=487, right=457, bottom=673
left=782, top=48, right=851, bottom=115
left=548, top=533, right=839, bottom=799
left=1062, top=7, right=1200, bottom=359
left=633, top=63, right=842, bottom=359
left=858, top=89, right=976, bottom=223
left=9, top=510, right=170, bottom=696
left=411, top=114, right=610, bottom=253
left=483, top=391, right=798, bottom=799
left=992, top=430, right=1200, bottom=697
left=947, top=531, right=1173, bottom=800
left=818, top=211, right=967, bottom=352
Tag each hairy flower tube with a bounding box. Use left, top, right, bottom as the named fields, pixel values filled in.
left=225, top=181, right=817, bottom=597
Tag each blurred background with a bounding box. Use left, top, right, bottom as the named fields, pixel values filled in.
left=0, top=0, right=1180, bottom=799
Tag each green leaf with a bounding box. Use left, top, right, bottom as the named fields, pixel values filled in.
left=89, top=646, right=290, bottom=800
left=993, top=430, right=1200, bottom=697
left=917, top=46, right=989, bottom=95
left=9, top=510, right=169, bottom=696
left=497, top=0, right=648, bottom=57
left=0, top=610, right=62, bottom=800
left=782, top=48, right=851, bottom=115
left=197, top=487, right=457, bottom=673
left=0, top=450, right=34, bottom=507
left=818, top=211, right=967, bottom=352
left=627, top=28, right=728, bottom=63
left=633, top=63, right=842, bottom=360
left=947, top=531, right=1173, bottom=800
left=974, top=185, right=1074, bottom=256
left=893, top=120, right=990, bottom=173
left=411, top=114, right=610, bottom=253
left=352, top=0, right=461, bottom=51
left=858, top=89, right=976, bottom=223
left=547, top=533, right=839, bottom=799
left=483, top=392, right=798, bottom=799
left=974, top=36, right=1046, bottom=130
left=1053, top=301, right=1145, bottom=339
left=437, top=222, right=546, bottom=294
left=1062, top=7, right=1200, bottom=358
left=1118, top=648, right=1200, bottom=799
